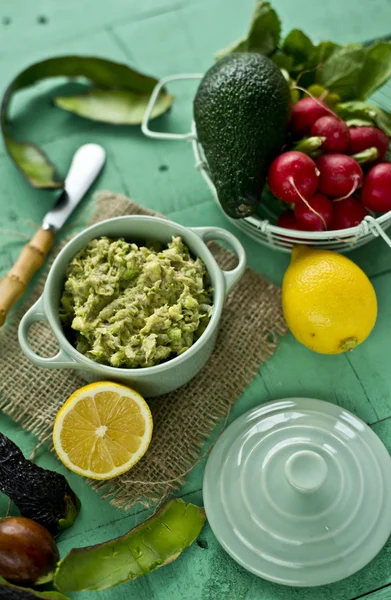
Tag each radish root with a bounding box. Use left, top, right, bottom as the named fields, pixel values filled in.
left=289, top=177, right=327, bottom=230
left=333, top=176, right=361, bottom=202
left=292, top=85, right=340, bottom=119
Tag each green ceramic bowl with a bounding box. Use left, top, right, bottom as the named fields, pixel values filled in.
left=18, top=216, right=246, bottom=397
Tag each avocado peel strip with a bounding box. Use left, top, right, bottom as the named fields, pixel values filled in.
left=1, top=56, right=173, bottom=189
left=54, top=498, right=206, bottom=592
left=0, top=577, right=70, bottom=600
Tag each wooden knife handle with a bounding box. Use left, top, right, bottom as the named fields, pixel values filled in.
left=0, top=227, right=55, bottom=327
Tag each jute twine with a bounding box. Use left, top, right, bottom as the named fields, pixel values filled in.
left=0, top=192, right=286, bottom=510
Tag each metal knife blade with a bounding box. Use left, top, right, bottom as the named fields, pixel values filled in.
left=42, top=143, right=106, bottom=232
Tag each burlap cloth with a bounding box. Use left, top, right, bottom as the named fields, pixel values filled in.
left=0, top=191, right=286, bottom=510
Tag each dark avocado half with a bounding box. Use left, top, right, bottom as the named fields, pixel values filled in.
left=0, top=434, right=80, bottom=537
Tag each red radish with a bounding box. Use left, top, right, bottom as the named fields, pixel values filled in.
left=361, top=162, right=391, bottom=212
left=311, top=116, right=350, bottom=153
left=290, top=97, right=332, bottom=136
left=349, top=126, right=389, bottom=160
left=330, top=197, right=368, bottom=230
left=268, top=151, right=319, bottom=204
left=316, top=154, right=363, bottom=198
left=277, top=210, right=300, bottom=230
left=294, top=193, right=334, bottom=231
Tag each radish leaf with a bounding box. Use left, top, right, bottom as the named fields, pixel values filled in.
left=317, top=43, right=366, bottom=100
left=336, top=100, right=391, bottom=135
left=346, top=118, right=375, bottom=127
left=356, top=42, right=391, bottom=99
left=336, top=100, right=378, bottom=121
left=272, top=52, right=294, bottom=71
left=371, top=105, right=391, bottom=135
left=216, top=1, right=281, bottom=59
left=282, top=29, right=314, bottom=71
left=311, top=41, right=341, bottom=66
left=216, top=2, right=391, bottom=104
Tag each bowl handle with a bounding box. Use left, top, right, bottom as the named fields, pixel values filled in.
left=191, top=227, right=247, bottom=296
left=18, top=297, right=77, bottom=369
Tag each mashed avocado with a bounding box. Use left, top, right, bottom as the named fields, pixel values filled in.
left=60, top=236, right=213, bottom=368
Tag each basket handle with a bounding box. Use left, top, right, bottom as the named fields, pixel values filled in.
left=363, top=216, right=391, bottom=248
left=142, top=73, right=203, bottom=141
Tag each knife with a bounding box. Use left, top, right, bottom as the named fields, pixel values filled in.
left=0, top=143, right=106, bottom=327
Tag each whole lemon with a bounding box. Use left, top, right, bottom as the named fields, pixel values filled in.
left=282, top=245, right=377, bottom=354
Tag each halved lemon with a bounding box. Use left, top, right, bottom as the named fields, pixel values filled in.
left=53, top=382, right=153, bottom=480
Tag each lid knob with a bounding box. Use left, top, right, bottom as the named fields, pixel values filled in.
left=285, top=450, right=328, bottom=494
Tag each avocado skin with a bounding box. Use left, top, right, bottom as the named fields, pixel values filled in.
left=194, top=53, right=291, bottom=218
left=0, top=434, right=80, bottom=537
left=0, top=577, right=69, bottom=599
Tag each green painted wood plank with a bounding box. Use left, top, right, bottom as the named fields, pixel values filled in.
left=0, top=0, right=181, bottom=60
left=350, top=239, right=391, bottom=282
left=2, top=1, right=391, bottom=599
left=354, top=587, right=391, bottom=600
left=271, top=0, right=391, bottom=43
left=343, top=272, right=391, bottom=423
left=178, top=372, right=272, bottom=498
left=112, top=1, right=255, bottom=75
left=259, top=337, right=380, bottom=424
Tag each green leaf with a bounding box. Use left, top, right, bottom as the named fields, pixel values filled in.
left=356, top=41, right=391, bottom=99
left=54, top=499, right=206, bottom=593
left=346, top=118, right=374, bottom=127
left=371, top=105, right=391, bottom=135
left=278, top=35, right=339, bottom=87
left=282, top=29, right=314, bottom=69
left=216, top=1, right=281, bottom=59
left=317, top=43, right=367, bottom=100
left=336, top=100, right=378, bottom=121
left=311, top=41, right=341, bottom=67
left=1, top=56, right=173, bottom=189
left=54, top=89, right=173, bottom=125
left=294, top=40, right=341, bottom=87
left=272, top=52, right=294, bottom=71
left=336, top=100, right=391, bottom=134
left=293, top=136, right=326, bottom=154
left=244, top=1, right=281, bottom=55
left=351, top=146, right=379, bottom=164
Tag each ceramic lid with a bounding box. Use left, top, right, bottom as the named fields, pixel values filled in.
left=203, top=398, right=391, bottom=587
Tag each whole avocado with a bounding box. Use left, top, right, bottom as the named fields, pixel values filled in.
left=194, top=53, right=291, bottom=218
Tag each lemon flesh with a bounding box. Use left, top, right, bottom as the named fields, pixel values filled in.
left=53, top=382, right=153, bottom=480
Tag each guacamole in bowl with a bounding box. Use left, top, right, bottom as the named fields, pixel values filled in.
left=60, top=236, right=213, bottom=369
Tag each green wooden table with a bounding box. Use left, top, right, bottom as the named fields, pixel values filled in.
left=1, top=1, right=391, bottom=598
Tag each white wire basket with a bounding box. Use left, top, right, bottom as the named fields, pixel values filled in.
left=142, top=73, right=391, bottom=254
